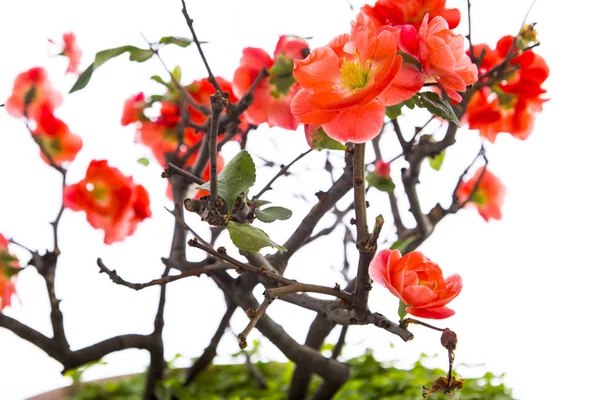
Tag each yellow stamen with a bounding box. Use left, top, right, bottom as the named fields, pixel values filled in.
left=339, top=58, right=371, bottom=90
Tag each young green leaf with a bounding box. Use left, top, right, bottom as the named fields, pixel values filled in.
left=70, top=45, right=155, bottom=93
left=428, top=149, right=445, bottom=171
left=397, top=51, right=422, bottom=72
left=308, top=127, right=346, bottom=151
left=158, top=36, right=193, bottom=47
left=418, top=92, right=460, bottom=126
left=199, top=151, right=256, bottom=214
left=398, top=300, right=408, bottom=320
left=227, top=222, right=287, bottom=252
left=366, top=172, right=396, bottom=193
left=254, top=206, right=292, bottom=223
left=390, top=236, right=417, bottom=254
left=137, top=157, right=150, bottom=166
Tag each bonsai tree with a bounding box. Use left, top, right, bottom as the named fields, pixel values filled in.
left=0, top=0, right=547, bottom=398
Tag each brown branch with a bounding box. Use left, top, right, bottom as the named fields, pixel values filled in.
left=208, top=92, right=225, bottom=202
left=331, top=325, right=348, bottom=359
left=185, top=299, right=236, bottom=385
left=277, top=149, right=354, bottom=266
left=238, top=283, right=354, bottom=348
left=163, top=162, right=205, bottom=187
left=371, top=135, right=405, bottom=236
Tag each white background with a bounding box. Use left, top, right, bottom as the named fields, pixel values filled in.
left=0, top=0, right=598, bottom=399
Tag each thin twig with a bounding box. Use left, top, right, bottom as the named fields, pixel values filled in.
left=163, top=162, right=205, bottom=186
left=97, top=258, right=230, bottom=290
left=253, top=149, right=313, bottom=200
left=208, top=92, right=225, bottom=201
left=181, top=0, right=222, bottom=93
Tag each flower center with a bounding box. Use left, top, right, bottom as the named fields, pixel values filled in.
left=339, top=59, right=371, bottom=90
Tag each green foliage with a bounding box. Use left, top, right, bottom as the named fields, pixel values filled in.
left=158, top=36, right=193, bottom=47
left=70, top=38, right=190, bottom=93
left=70, top=46, right=154, bottom=93
left=136, top=157, right=150, bottom=167
left=254, top=206, right=293, bottom=223
left=390, top=236, right=417, bottom=254
left=309, top=127, right=347, bottom=151
left=385, top=92, right=460, bottom=126
left=68, top=354, right=514, bottom=400
left=398, top=300, right=408, bottom=320
left=428, top=149, right=445, bottom=171
left=366, top=171, right=396, bottom=193
left=398, top=51, right=422, bottom=72
left=227, top=222, right=287, bottom=253
left=199, top=151, right=257, bottom=214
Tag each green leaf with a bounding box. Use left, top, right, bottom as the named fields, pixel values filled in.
left=0, top=251, right=19, bottom=265
left=150, top=75, right=171, bottom=88
left=308, top=127, right=346, bottom=151
left=398, top=51, right=422, bottom=72
left=269, top=54, right=296, bottom=95
left=385, top=96, right=419, bottom=119
left=254, top=206, right=292, bottom=223
left=417, top=92, right=460, bottom=126
left=249, top=199, right=271, bottom=207
left=199, top=151, right=256, bottom=214
left=366, top=172, right=396, bottom=193
left=227, top=222, right=287, bottom=252
left=137, top=157, right=150, bottom=166
left=158, top=36, right=193, bottom=47
left=148, top=94, right=167, bottom=103
left=428, top=149, right=445, bottom=171
left=70, top=45, right=155, bottom=93
left=398, top=300, right=408, bottom=320
left=390, top=237, right=416, bottom=254
left=172, top=65, right=182, bottom=82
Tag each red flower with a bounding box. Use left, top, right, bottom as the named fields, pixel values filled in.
left=50, top=32, right=82, bottom=75
left=233, top=36, right=309, bottom=130
left=369, top=249, right=462, bottom=319
left=121, top=92, right=146, bottom=126
left=33, top=106, right=82, bottom=165
left=375, top=160, right=391, bottom=178
left=291, top=12, right=423, bottom=143
left=194, top=153, right=225, bottom=199
left=465, top=36, right=549, bottom=142
left=0, top=234, right=19, bottom=311
left=362, top=0, right=460, bottom=30
left=64, top=160, right=152, bottom=244
left=399, top=14, right=478, bottom=102
left=5, top=67, right=62, bottom=120
left=456, top=167, right=505, bottom=221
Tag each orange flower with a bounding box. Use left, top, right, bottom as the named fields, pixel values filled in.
left=291, top=12, right=423, bottom=143
left=5, top=67, right=62, bottom=120
left=362, top=0, right=460, bottom=30
left=400, top=14, right=478, bottom=102
left=64, top=160, right=152, bottom=244
left=0, top=234, right=19, bottom=311
left=50, top=32, right=82, bottom=75
left=233, top=36, right=309, bottom=130
left=369, top=249, right=462, bottom=319
left=465, top=36, right=549, bottom=142
left=456, top=167, right=505, bottom=221
left=121, top=92, right=146, bottom=126
left=33, top=106, right=82, bottom=165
